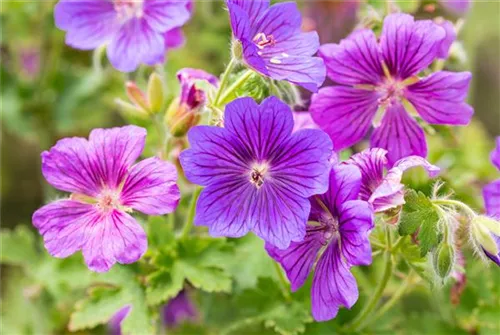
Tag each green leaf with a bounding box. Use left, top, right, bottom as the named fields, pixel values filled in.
left=398, top=190, right=441, bottom=256
left=69, top=266, right=152, bottom=334
left=177, top=261, right=231, bottom=293
left=394, top=0, right=420, bottom=12
left=263, top=303, right=311, bottom=335
left=0, top=226, right=39, bottom=267
left=145, top=269, right=184, bottom=306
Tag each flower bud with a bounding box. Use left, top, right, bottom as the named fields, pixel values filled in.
left=115, top=98, right=149, bottom=119
left=471, top=216, right=500, bottom=266
left=165, top=97, right=202, bottom=137
left=432, top=242, right=455, bottom=281
left=126, top=81, right=150, bottom=113
left=147, top=73, right=165, bottom=114
left=274, top=80, right=303, bottom=108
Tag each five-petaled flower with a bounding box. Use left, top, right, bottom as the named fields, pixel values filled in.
left=32, top=126, right=180, bottom=272
left=179, top=96, right=333, bottom=249
left=346, top=148, right=440, bottom=213
left=310, top=13, right=473, bottom=165
left=267, top=164, right=375, bottom=321
left=226, top=0, right=326, bottom=92
left=54, top=0, right=192, bottom=72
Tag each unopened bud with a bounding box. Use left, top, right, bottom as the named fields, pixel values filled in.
left=471, top=216, right=500, bottom=262
left=115, top=98, right=149, bottom=119
left=126, top=81, right=150, bottom=113
left=433, top=242, right=455, bottom=281
left=165, top=98, right=201, bottom=137
left=147, top=73, right=165, bottom=114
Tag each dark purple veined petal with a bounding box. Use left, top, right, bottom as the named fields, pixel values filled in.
left=405, top=71, right=473, bottom=126
left=41, top=137, right=101, bottom=197
left=319, top=29, right=384, bottom=86
left=484, top=180, right=500, bottom=219
left=265, top=225, right=325, bottom=291
left=436, top=20, right=456, bottom=59
left=107, top=17, right=165, bottom=72
left=89, top=126, right=147, bottom=190
left=180, top=126, right=250, bottom=186
left=81, top=209, right=147, bottom=272
left=271, top=129, right=333, bottom=198
left=310, top=164, right=362, bottom=220
left=252, top=2, right=302, bottom=42
left=226, top=0, right=270, bottom=23
left=492, top=137, right=500, bottom=170
left=259, top=31, right=320, bottom=58
left=339, top=200, right=374, bottom=266
left=120, top=157, right=180, bottom=216
left=54, top=0, right=119, bottom=50
left=311, top=238, right=358, bottom=322
left=310, top=86, right=381, bottom=150
left=345, top=148, right=388, bottom=202
left=224, top=97, right=294, bottom=162
left=380, top=13, right=445, bottom=79
left=264, top=55, right=326, bottom=92
left=241, top=38, right=270, bottom=75
left=143, top=0, right=191, bottom=32
left=371, top=103, right=427, bottom=166
left=227, top=1, right=252, bottom=39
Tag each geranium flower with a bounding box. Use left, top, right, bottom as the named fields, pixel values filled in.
left=266, top=164, right=374, bottom=321
left=484, top=137, right=500, bottom=219
left=310, top=13, right=473, bottom=164
left=226, top=0, right=325, bottom=92
left=54, top=0, right=192, bottom=72
left=179, top=96, right=333, bottom=249
left=32, top=126, right=180, bottom=272
left=346, top=148, right=440, bottom=213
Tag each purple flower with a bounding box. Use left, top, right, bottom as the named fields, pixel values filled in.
left=108, top=305, right=131, bottom=335
left=32, top=126, right=180, bottom=272
left=162, top=290, right=198, bottom=328
left=310, top=13, right=473, bottom=164
left=178, top=68, right=219, bottom=110
left=439, top=0, right=471, bottom=16
left=292, top=111, right=318, bottom=132
left=346, top=148, right=440, bottom=213
left=266, top=164, right=374, bottom=321
left=179, top=96, right=333, bottom=249
left=226, top=0, right=326, bottom=92
left=436, top=19, right=456, bottom=59
left=54, top=0, right=192, bottom=72
left=484, top=137, right=500, bottom=219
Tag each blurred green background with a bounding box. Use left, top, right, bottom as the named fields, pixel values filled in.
left=1, top=1, right=499, bottom=334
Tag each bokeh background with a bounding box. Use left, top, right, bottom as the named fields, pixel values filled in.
left=1, top=1, right=499, bottom=334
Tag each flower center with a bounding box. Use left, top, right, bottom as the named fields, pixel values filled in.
left=96, top=190, right=122, bottom=213
left=114, top=0, right=144, bottom=20
left=377, top=78, right=406, bottom=107
left=253, top=33, right=276, bottom=50
left=249, top=162, right=269, bottom=189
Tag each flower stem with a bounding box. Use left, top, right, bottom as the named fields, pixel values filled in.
left=181, top=187, right=202, bottom=239
left=153, top=113, right=169, bottom=160
left=344, top=249, right=394, bottom=332
left=273, top=261, right=292, bottom=302
left=432, top=199, right=477, bottom=219
left=216, top=69, right=254, bottom=106
left=213, top=57, right=238, bottom=106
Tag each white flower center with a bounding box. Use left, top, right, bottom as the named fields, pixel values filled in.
left=249, top=162, right=269, bottom=189
left=96, top=189, right=122, bottom=213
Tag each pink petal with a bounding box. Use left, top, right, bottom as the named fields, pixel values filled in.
left=120, top=157, right=180, bottom=215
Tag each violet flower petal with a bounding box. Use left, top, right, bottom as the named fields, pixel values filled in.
left=436, top=20, right=457, bottom=59
left=491, top=137, right=500, bottom=170
left=380, top=13, right=446, bottom=78
left=484, top=180, right=500, bottom=219
left=142, top=0, right=191, bottom=32
left=310, top=86, right=381, bottom=151
left=406, top=71, right=473, bottom=126
left=227, top=0, right=270, bottom=22
left=371, top=103, right=427, bottom=165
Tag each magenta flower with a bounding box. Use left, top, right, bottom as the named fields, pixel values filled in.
left=226, top=0, right=326, bottom=92
left=310, top=13, right=473, bottom=164
left=436, top=19, right=456, bottom=59
left=32, top=126, right=180, bottom=272
left=267, top=164, right=374, bottom=321
left=162, top=290, right=198, bottom=328
left=54, top=0, right=192, bottom=72
left=178, top=68, right=219, bottom=110
left=179, top=96, right=333, bottom=249
left=484, top=137, right=500, bottom=219
left=346, top=148, right=440, bottom=213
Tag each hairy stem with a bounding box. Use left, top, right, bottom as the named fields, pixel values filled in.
left=432, top=199, right=477, bottom=219
left=216, top=69, right=254, bottom=106
left=182, top=187, right=202, bottom=239
left=213, top=57, right=237, bottom=106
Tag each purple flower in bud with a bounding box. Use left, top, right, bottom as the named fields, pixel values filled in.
left=267, top=164, right=374, bottom=321
left=108, top=306, right=131, bottom=335
left=179, top=96, right=333, bottom=249
left=346, top=148, right=440, bottom=213
left=54, top=0, right=192, bottom=72
left=310, top=13, right=473, bottom=165
left=32, top=126, right=180, bottom=272
left=162, top=290, right=198, bottom=328
left=226, top=0, right=326, bottom=92
left=484, top=137, right=500, bottom=219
